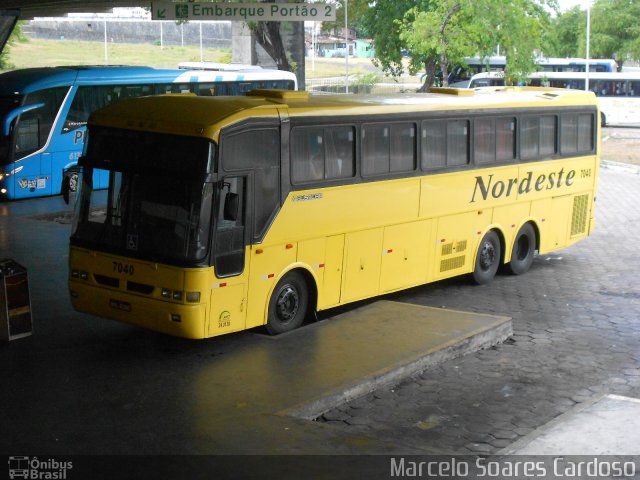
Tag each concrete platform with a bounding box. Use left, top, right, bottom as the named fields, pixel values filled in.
left=3, top=291, right=511, bottom=454
left=503, top=394, right=640, bottom=455
left=282, top=301, right=512, bottom=420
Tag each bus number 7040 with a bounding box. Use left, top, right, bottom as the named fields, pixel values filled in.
left=113, top=262, right=134, bottom=275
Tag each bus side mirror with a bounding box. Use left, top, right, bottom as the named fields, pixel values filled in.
left=62, top=175, right=71, bottom=205
left=223, top=192, right=239, bottom=221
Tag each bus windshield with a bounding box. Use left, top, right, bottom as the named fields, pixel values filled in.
left=0, top=95, right=23, bottom=164
left=71, top=128, right=215, bottom=264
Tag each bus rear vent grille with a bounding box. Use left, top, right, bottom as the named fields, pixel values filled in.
left=571, top=194, right=589, bottom=237
left=440, top=255, right=465, bottom=272
left=441, top=240, right=467, bottom=256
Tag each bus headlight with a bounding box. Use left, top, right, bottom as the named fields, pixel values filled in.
left=161, top=288, right=172, bottom=299
left=71, top=269, right=89, bottom=280
left=186, top=292, right=201, bottom=303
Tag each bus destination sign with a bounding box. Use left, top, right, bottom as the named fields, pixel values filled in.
left=151, top=2, right=336, bottom=21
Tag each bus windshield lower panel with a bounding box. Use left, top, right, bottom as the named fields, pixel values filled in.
left=72, top=167, right=213, bottom=265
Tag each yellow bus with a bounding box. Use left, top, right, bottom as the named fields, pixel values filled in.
left=67, top=87, right=599, bottom=339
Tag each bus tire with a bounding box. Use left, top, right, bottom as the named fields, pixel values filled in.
left=65, top=170, right=79, bottom=193
left=506, top=223, right=536, bottom=275
left=266, top=271, right=308, bottom=335
left=472, top=230, right=501, bottom=285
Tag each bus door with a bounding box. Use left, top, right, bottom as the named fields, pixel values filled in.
left=210, top=175, right=249, bottom=336
left=7, top=87, right=67, bottom=198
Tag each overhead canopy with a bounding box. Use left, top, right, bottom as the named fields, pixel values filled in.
left=0, top=0, right=145, bottom=53
left=0, top=1, right=145, bottom=19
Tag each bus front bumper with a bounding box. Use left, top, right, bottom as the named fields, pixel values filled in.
left=69, top=280, right=208, bottom=339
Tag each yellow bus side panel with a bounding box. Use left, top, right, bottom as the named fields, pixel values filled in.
left=433, top=211, right=490, bottom=281
left=208, top=278, right=247, bottom=337
left=265, top=179, right=420, bottom=245
left=298, top=235, right=344, bottom=310
left=342, top=228, right=383, bottom=303
left=380, top=221, right=431, bottom=292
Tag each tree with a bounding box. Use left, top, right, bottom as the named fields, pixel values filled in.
left=250, top=19, right=293, bottom=71
left=322, top=0, right=370, bottom=38
left=545, top=0, right=640, bottom=63
left=485, top=0, right=555, bottom=83
left=0, top=21, right=26, bottom=70
left=545, top=6, right=585, bottom=58
left=392, top=0, right=555, bottom=90
left=590, top=0, right=640, bottom=62
left=399, top=0, right=475, bottom=90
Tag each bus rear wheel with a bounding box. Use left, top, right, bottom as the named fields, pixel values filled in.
left=472, top=230, right=501, bottom=285
left=506, top=223, right=536, bottom=275
left=266, top=271, right=308, bottom=335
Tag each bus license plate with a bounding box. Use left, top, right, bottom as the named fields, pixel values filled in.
left=109, top=299, right=131, bottom=312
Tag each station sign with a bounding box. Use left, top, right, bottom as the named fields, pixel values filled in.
left=151, top=2, right=336, bottom=21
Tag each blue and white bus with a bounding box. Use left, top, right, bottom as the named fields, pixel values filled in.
left=0, top=65, right=297, bottom=200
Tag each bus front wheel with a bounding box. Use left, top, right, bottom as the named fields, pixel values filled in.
left=472, top=231, right=501, bottom=285
left=266, top=271, right=308, bottom=335
left=506, top=223, right=536, bottom=275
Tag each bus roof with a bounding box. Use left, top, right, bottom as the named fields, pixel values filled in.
left=0, top=65, right=298, bottom=96
left=88, top=87, right=598, bottom=140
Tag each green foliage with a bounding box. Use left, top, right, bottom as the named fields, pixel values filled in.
left=590, top=0, right=640, bottom=62
left=399, top=0, right=476, bottom=85
left=545, top=6, right=585, bottom=57
left=546, top=0, right=640, bottom=63
left=484, top=0, right=555, bottom=84
left=382, top=0, right=554, bottom=88
left=361, top=0, right=430, bottom=78
left=322, top=0, right=371, bottom=38
left=352, top=72, right=382, bottom=86
left=0, top=21, right=27, bottom=70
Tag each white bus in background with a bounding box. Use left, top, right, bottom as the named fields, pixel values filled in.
left=178, top=61, right=265, bottom=71
left=449, top=56, right=618, bottom=84
left=467, top=71, right=640, bottom=127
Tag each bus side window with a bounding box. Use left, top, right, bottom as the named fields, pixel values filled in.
left=291, top=127, right=324, bottom=183
left=474, top=118, right=496, bottom=165
left=291, top=126, right=354, bottom=183
left=496, top=118, right=516, bottom=162
left=15, top=87, right=67, bottom=159
left=474, top=117, right=515, bottom=165
left=421, top=120, right=446, bottom=170
left=521, top=115, right=557, bottom=161
left=62, top=86, right=110, bottom=134
left=221, top=127, right=280, bottom=241
left=447, top=120, right=469, bottom=166
left=561, top=113, right=594, bottom=154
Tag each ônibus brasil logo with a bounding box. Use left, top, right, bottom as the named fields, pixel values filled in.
left=8, top=456, right=73, bottom=479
